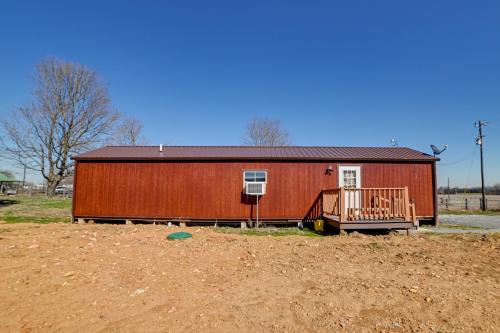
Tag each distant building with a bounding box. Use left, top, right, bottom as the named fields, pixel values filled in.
left=0, top=172, right=18, bottom=195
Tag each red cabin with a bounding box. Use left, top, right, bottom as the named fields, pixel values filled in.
left=72, top=146, right=438, bottom=230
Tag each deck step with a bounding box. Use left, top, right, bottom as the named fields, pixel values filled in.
left=323, top=214, right=417, bottom=230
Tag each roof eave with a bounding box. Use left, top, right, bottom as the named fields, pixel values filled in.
left=73, top=156, right=438, bottom=162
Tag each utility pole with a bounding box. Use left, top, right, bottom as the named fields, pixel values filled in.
left=256, top=194, right=259, bottom=228
left=22, top=166, right=26, bottom=187
left=447, top=177, right=451, bottom=203
left=475, top=120, right=487, bottom=211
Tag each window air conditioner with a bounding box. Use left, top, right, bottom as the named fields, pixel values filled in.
left=245, top=182, right=266, bottom=195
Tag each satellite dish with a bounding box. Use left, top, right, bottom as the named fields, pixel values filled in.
left=430, top=144, right=448, bottom=156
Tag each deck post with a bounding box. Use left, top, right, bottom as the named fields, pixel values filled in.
left=404, top=187, right=411, bottom=221
left=321, top=191, right=325, bottom=215
left=410, top=204, right=417, bottom=225
left=240, top=221, right=247, bottom=229
left=339, top=187, right=345, bottom=223
left=125, top=219, right=133, bottom=225
left=179, top=222, right=186, bottom=228
left=77, top=218, right=86, bottom=224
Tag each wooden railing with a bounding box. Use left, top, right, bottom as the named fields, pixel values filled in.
left=322, top=187, right=416, bottom=223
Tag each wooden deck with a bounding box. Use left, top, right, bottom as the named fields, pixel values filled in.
left=321, top=187, right=418, bottom=230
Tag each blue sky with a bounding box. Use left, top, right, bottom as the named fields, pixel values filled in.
left=0, top=0, right=499, bottom=187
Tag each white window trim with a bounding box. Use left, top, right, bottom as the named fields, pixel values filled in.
left=338, top=166, right=361, bottom=188
left=243, top=170, right=267, bottom=187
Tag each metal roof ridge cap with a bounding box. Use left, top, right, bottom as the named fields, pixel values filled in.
left=72, top=156, right=438, bottom=161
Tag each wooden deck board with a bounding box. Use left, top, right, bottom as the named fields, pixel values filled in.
left=323, top=214, right=417, bottom=230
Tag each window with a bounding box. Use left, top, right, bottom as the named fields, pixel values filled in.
left=343, top=170, right=357, bottom=188
left=244, top=171, right=267, bottom=183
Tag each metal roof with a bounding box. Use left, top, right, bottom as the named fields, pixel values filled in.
left=0, top=172, right=17, bottom=182
left=73, top=146, right=438, bottom=162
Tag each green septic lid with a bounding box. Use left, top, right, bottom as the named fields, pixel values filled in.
left=167, top=231, right=193, bottom=240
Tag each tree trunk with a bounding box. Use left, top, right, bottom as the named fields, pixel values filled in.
left=46, top=180, right=59, bottom=197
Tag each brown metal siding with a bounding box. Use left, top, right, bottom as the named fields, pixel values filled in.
left=361, top=162, right=435, bottom=217
left=73, top=160, right=436, bottom=220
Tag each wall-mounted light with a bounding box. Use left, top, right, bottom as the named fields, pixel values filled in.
left=326, top=165, right=333, bottom=175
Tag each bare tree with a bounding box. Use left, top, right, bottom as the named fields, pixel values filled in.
left=108, top=116, right=147, bottom=146
left=241, top=117, right=292, bottom=146
left=0, top=58, right=118, bottom=196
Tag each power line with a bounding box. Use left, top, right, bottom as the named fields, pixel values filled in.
left=436, top=149, right=476, bottom=166
left=464, top=149, right=477, bottom=192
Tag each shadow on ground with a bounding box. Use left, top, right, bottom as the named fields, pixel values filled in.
left=0, top=199, right=20, bottom=207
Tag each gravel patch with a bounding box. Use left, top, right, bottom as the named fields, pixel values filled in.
left=439, top=214, right=500, bottom=230
left=418, top=214, right=500, bottom=234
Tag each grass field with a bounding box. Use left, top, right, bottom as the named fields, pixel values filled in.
left=0, top=195, right=72, bottom=224
left=435, top=223, right=483, bottom=230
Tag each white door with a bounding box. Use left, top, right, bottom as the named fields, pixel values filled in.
left=338, top=166, right=361, bottom=213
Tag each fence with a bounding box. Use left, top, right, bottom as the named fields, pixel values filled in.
left=438, top=195, right=500, bottom=211
left=0, top=184, right=72, bottom=198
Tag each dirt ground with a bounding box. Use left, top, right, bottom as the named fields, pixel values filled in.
left=0, top=223, right=498, bottom=333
